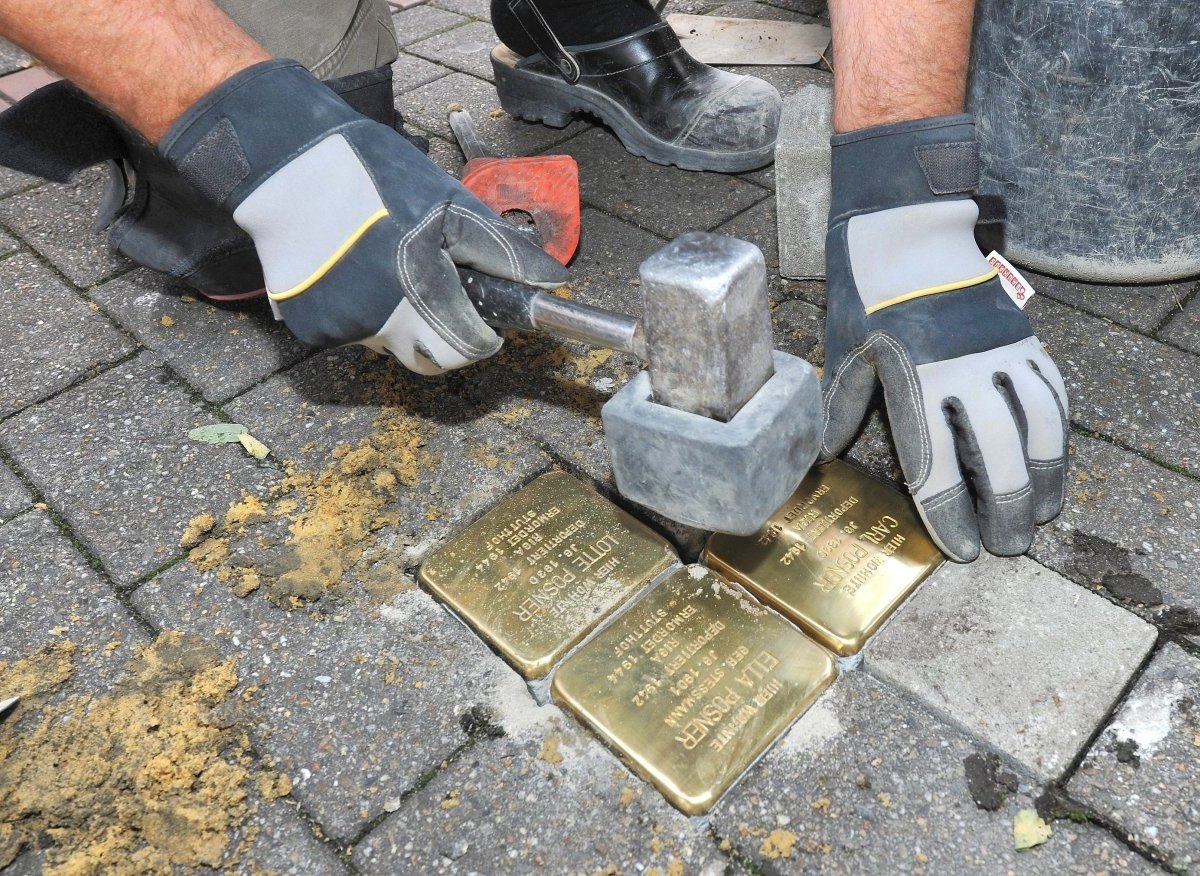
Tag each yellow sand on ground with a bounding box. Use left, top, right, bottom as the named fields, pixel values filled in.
left=0, top=632, right=287, bottom=874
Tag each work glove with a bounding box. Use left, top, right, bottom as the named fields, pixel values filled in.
left=820, top=115, right=1069, bottom=563
left=160, top=59, right=566, bottom=374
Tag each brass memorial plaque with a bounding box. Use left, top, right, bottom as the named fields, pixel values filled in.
left=552, top=566, right=835, bottom=816
left=705, top=460, right=943, bottom=656
left=419, top=471, right=678, bottom=679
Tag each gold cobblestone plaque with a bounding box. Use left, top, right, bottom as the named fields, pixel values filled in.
left=552, top=566, right=835, bottom=816
left=705, top=460, right=943, bottom=656
left=419, top=471, right=678, bottom=679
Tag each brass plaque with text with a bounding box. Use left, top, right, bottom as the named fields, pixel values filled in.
left=419, top=471, right=678, bottom=679
left=552, top=566, right=835, bottom=816
left=705, top=460, right=943, bottom=656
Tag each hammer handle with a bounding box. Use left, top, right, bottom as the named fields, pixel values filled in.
left=458, top=269, right=647, bottom=360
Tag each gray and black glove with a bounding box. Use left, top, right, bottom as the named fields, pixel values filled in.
left=160, top=59, right=566, bottom=374
left=821, top=115, right=1069, bottom=562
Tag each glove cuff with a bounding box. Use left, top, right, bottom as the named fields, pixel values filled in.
left=160, top=59, right=364, bottom=209
left=829, top=113, right=980, bottom=224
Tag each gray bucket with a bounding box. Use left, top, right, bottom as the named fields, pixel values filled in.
left=969, top=1, right=1200, bottom=283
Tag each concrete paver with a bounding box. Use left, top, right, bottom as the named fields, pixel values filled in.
left=0, top=251, right=134, bottom=417
left=0, top=165, right=37, bottom=198
left=391, top=4, right=469, bottom=47
left=399, top=70, right=587, bottom=159
left=1157, top=289, right=1200, bottom=354
left=0, top=353, right=280, bottom=585
left=407, top=19, right=499, bottom=81
left=865, top=554, right=1158, bottom=781
left=0, top=166, right=131, bottom=287
left=1031, top=434, right=1200, bottom=632
left=1029, top=270, right=1190, bottom=335
left=354, top=667, right=727, bottom=874
left=430, top=0, right=490, bottom=19
left=561, top=126, right=770, bottom=240
left=0, top=460, right=31, bottom=521
left=90, top=269, right=308, bottom=404
left=0, top=38, right=30, bottom=75
left=133, top=566, right=503, bottom=842
left=0, top=226, right=17, bottom=257
left=1068, top=642, right=1200, bottom=871
left=711, top=671, right=1159, bottom=875
left=1029, top=294, right=1200, bottom=475
left=0, top=510, right=149, bottom=678
left=391, top=51, right=449, bottom=96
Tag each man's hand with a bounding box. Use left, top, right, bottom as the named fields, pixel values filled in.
left=820, top=115, right=1069, bottom=562
left=161, top=59, right=566, bottom=374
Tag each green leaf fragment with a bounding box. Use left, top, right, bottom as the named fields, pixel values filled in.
left=188, top=424, right=248, bottom=444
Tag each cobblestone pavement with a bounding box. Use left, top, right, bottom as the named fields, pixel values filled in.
left=1, top=2, right=1198, bottom=874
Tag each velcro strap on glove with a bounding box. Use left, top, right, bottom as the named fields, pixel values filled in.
left=161, top=59, right=364, bottom=211
left=829, top=114, right=979, bottom=223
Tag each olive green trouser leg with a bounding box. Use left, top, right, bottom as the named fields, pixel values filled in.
left=214, top=0, right=398, bottom=79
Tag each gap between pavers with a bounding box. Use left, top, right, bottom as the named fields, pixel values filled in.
left=862, top=553, right=1158, bottom=783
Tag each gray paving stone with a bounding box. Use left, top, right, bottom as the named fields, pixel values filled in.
left=399, top=71, right=586, bottom=159
left=1027, top=270, right=1189, bottom=335
left=1028, top=295, right=1200, bottom=475
left=407, top=19, right=498, bottom=80
left=423, top=132, right=467, bottom=177
left=132, top=570, right=506, bottom=842
left=0, top=165, right=38, bottom=198
left=353, top=665, right=726, bottom=874
left=1068, top=642, right=1200, bottom=871
left=0, top=353, right=279, bottom=586
left=865, top=554, right=1158, bottom=781
left=0, top=252, right=134, bottom=417
left=0, top=226, right=17, bottom=257
left=218, top=798, right=350, bottom=876
left=0, top=166, right=131, bottom=287
left=1030, top=434, right=1200, bottom=634
left=776, top=84, right=833, bottom=280
left=0, top=511, right=150, bottom=689
left=759, top=0, right=829, bottom=17
left=225, top=345, right=553, bottom=549
left=559, top=126, right=769, bottom=240
left=1157, top=287, right=1200, bottom=354
left=711, top=671, right=1159, bottom=876
left=391, top=50, right=449, bottom=95
left=391, top=4, right=467, bottom=46
left=0, top=461, right=31, bottom=522
left=0, top=38, right=30, bottom=75
left=430, top=0, right=490, bottom=19
left=90, top=269, right=307, bottom=404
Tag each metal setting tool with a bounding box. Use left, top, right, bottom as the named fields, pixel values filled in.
left=448, top=106, right=581, bottom=265
left=461, top=231, right=823, bottom=535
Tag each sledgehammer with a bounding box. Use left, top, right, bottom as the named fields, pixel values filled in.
left=460, top=232, right=823, bottom=535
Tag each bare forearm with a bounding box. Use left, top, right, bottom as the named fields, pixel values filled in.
left=828, top=0, right=975, bottom=132
left=0, top=0, right=269, bottom=142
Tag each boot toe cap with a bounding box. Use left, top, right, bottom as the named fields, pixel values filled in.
left=681, top=75, right=782, bottom=156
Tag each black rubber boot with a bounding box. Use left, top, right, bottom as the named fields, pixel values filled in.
left=490, top=0, right=781, bottom=173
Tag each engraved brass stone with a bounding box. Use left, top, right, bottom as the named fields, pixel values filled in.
left=552, top=566, right=835, bottom=816
left=419, top=471, right=678, bottom=679
left=705, top=460, right=943, bottom=656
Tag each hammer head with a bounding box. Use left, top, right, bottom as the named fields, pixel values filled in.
left=639, top=232, right=775, bottom=422
left=603, top=233, right=823, bottom=535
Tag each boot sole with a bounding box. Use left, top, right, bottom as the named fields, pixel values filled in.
left=491, top=46, right=774, bottom=174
